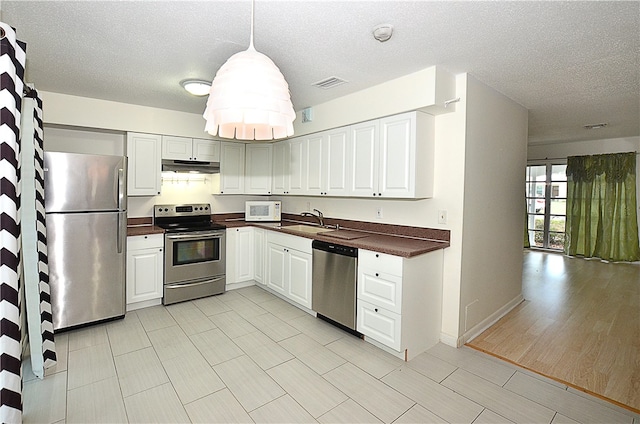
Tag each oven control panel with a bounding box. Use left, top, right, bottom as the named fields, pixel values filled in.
left=154, top=203, right=210, bottom=218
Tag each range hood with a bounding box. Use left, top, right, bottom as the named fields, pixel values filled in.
left=161, top=159, right=220, bottom=174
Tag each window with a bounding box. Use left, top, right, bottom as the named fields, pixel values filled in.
left=526, top=162, right=567, bottom=250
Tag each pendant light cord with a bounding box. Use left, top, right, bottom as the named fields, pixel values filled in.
left=248, top=0, right=255, bottom=50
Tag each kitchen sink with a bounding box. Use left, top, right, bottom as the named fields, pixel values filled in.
left=281, top=224, right=334, bottom=234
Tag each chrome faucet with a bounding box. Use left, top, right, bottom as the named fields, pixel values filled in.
left=301, top=208, right=324, bottom=227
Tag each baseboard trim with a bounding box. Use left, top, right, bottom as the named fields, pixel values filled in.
left=461, top=294, right=524, bottom=345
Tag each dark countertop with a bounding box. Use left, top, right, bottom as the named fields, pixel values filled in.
left=127, top=225, right=165, bottom=237
left=223, top=219, right=449, bottom=258
left=127, top=216, right=449, bottom=258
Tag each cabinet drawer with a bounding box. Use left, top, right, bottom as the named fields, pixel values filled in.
left=357, top=300, right=401, bottom=351
left=127, top=233, right=163, bottom=250
left=359, top=249, right=402, bottom=276
left=267, top=231, right=312, bottom=254
left=358, top=270, right=401, bottom=313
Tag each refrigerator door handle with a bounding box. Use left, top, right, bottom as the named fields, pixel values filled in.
left=117, top=213, right=123, bottom=254
left=117, top=168, right=125, bottom=211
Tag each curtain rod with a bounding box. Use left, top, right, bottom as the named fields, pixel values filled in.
left=530, top=151, right=639, bottom=161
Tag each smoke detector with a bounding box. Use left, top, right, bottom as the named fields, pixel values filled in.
left=373, top=24, right=394, bottom=42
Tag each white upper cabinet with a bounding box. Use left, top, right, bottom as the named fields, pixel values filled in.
left=162, top=136, right=191, bottom=160
left=288, top=137, right=307, bottom=195
left=378, top=111, right=434, bottom=198
left=127, top=132, right=162, bottom=196
left=350, top=120, right=379, bottom=197
left=349, top=111, right=434, bottom=199
left=162, top=136, right=220, bottom=162
left=325, top=127, right=351, bottom=196
left=192, top=138, right=220, bottom=162
left=218, top=142, right=245, bottom=194
left=245, top=144, right=273, bottom=195
left=305, top=134, right=325, bottom=195
left=272, top=140, right=290, bottom=195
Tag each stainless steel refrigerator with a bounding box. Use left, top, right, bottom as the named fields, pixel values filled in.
left=44, top=152, right=127, bottom=331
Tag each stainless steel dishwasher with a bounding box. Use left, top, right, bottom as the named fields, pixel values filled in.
left=312, top=240, right=358, bottom=331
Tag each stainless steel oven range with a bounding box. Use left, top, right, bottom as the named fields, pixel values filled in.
left=154, top=204, right=226, bottom=305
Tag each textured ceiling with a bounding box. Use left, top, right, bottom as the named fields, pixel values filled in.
left=1, top=1, right=638, bottom=145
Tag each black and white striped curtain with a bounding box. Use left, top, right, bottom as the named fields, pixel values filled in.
left=1, top=23, right=56, bottom=424
left=23, top=87, right=57, bottom=376
left=0, top=22, right=27, bottom=424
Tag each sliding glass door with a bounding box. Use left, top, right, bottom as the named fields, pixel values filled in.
left=526, top=162, right=567, bottom=250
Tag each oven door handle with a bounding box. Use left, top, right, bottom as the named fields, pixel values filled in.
left=166, top=231, right=225, bottom=240
left=165, top=276, right=225, bottom=290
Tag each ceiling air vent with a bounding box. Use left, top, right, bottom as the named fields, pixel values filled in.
left=312, top=76, right=348, bottom=89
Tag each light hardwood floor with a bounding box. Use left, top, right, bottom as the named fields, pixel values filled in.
left=467, top=250, right=640, bottom=413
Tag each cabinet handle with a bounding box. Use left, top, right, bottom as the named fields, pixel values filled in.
left=159, top=248, right=162, bottom=252
left=376, top=254, right=379, bottom=258
left=373, top=193, right=376, bottom=196
left=378, top=193, right=382, bottom=196
left=375, top=273, right=379, bottom=277
left=375, top=308, right=378, bottom=312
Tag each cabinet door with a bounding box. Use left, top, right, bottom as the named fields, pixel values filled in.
left=267, top=243, right=287, bottom=296
left=254, top=228, right=266, bottom=285
left=193, top=139, right=220, bottom=162
left=245, top=144, right=273, bottom=194
left=272, top=140, right=290, bottom=195
left=219, top=142, right=245, bottom=194
left=288, top=137, right=306, bottom=195
left=162, top=135, right=192, bottom=160
left=127, top=246, right=163, bottom=304
left=379, top=113, right=415, bottom=198
left=305, top=134, right=325, bottom=195
left=351, top=121, right=379, bottom=197
left=287, top=249, right=312, bottom=309
left=127, top=132, right=162, bottom=196
left=325, top=128, right=350, bottom=196
left=234, top=227, right=254, bottom=282
left=357, top=299, right=401, bottom=351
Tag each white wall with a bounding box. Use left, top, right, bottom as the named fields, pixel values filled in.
left=528, top=136, right=640, bottom=241
left=458, top=75, right=528, bottom=342
left=292, top=66, right=456, bottom=136
left=44, top=126, right=125, bottom=156
left=127, top=175, right=263, bottom=217
left=40, top=91, right=214, bottom=139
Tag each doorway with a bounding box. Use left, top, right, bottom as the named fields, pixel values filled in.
left=525, top=162, right=567, bottom=250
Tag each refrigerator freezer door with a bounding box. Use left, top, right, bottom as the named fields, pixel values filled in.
left=47, top=211, right=126, bottom=330
left=44, top=152, right=127, bottom=213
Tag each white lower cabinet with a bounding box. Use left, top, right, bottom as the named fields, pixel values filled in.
left=253, top=228, right=266, bottom=285
left=356, top=248, right=443, bottom=360
left=266, top=232, right=312, bottom=309
left=126, top=234, right=164, bottom=310
left=226, top=227, right=254, bottom=287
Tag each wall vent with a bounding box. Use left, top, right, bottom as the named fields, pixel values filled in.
left=312, top=76, right=348, bottom=89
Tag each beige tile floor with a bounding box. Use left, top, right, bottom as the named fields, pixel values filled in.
left=23, top=285, right=640, bottom=424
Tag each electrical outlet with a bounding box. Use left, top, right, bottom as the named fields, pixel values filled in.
left=438, top=210, right=447, bottom=224
left=376, top=207, right=383, bottom=219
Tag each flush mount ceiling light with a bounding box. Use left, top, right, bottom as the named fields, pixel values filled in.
left=181, top=79, right=212, bottom=96
left=583, top=122, right=608, bottom=130
left=203, top=0, right=295, bottom=141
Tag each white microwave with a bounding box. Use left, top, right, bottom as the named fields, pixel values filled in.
left=245, top=201, right=281, bottom=222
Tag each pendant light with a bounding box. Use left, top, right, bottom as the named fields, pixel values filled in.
left=203, top=0, right=295, bottom=141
